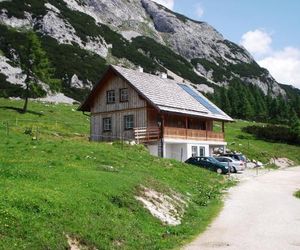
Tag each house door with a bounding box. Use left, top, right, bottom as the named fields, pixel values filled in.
left=199, top=147, right=205, bottom=157
left=191, top=146, right=198, bottom=157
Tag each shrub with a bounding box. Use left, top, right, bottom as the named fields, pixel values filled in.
left=242, top=125, right=300, bottom=145
left=264, top=163, right=279, bottom=170
left=295, top=190, right=300, bottom=199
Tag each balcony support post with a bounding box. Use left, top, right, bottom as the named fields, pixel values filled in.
left=161, top=114, right=165, bottom=139
left=185, top=116, right=188, bottom=139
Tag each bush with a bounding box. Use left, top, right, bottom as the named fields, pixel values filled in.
left=264, top=163, right=279, bottom=170
left=242, top=125, right=300, bottom=145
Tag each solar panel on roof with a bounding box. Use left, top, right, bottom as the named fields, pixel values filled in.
left=178, top=84, right=222, bottom=115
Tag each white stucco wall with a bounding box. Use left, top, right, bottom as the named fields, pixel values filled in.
left=163, top=138, right=227, bottom=162
left=165, top=143, right=187, bottom=161
left=147, top=144, right=159, bottom=157
left=146, top=139, right=227, bottom=162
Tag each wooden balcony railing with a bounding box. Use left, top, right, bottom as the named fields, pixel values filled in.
left=164, top=127, right=224, bottom=141
left=134, top=127, right=160, bottom=143
left=134, top=127, right=225, bottom=142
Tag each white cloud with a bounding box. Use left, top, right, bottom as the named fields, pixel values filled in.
left=195, top=4, right=204, bottom=18
left=258, top=47, right=300, bottom=88
left=240, top=29, right=272, bottom=57
left=240, top=29, right=300, bottom=88
left=152, top=0, right=174, bottom=10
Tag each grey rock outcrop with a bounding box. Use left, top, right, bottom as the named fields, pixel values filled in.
left=0, top=0, right=288, bottom=96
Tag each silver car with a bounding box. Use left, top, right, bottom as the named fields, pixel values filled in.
left=214, top=156, right=246, bottom=173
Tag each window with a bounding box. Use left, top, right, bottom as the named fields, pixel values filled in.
left=199, top=147, right=205, bottom=157
left=191, top=146, right=198, bottom=157
left=103, top=117, right=112, bottom=132
left=120, top=88, right=129, bottom=102
left=124, top=115, right=134, bottom=130
left=106, top=90, right=115, bottom=104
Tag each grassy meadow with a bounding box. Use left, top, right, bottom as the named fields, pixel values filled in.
left=222, top=121, right=300, bottom=164
left=0, top=98, right=299, bottom=249
left=0, top=98, right=230, bottom=249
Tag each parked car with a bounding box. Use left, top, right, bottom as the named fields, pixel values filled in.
left=222, top=153, right=246, bottom=163
left=185, top=156, right=229, bottom=174
left=214, top=156, right=245, bottom=173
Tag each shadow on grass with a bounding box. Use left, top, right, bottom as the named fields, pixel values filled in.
left=0, top=106, right=44, bottom=116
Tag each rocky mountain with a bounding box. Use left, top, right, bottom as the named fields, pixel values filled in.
left=0, top=0, right=294, bottom=103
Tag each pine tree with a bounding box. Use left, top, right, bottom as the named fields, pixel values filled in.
left=289, top=108, right=300, bottom=133
left=227, top=83, right=239, bottom=117
left=19, top=31, right=60, bottom=113
left=277, top=96, right=289, bottom=124
left=219, top=88, right=231, bottom=114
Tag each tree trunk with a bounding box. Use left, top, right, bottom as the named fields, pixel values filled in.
left=22, top=76, right=30, bottom=113
left=22, top=95, right=28, bottom=113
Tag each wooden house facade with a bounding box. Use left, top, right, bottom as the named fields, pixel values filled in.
left=79, top=65, right=233, bottom=161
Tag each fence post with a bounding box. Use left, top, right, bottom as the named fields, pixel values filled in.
left=36, top=126, right=39, bottom=141
left=6, top=121, right=9, bottom=136
left=180, top=148, right=183, bottom=162
left=15, top=118, right=18, bottom=126
left=228, top=161, right=231, bottom=177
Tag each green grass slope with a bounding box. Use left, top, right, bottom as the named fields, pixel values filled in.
left=0, top=98, right=230, bottom=250
left=0, top=98, right=299, bottom=249
left=223, top=121, right=300, bottom=164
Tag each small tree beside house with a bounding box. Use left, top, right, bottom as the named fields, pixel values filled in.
left=19, top=31, right=60, bottom=113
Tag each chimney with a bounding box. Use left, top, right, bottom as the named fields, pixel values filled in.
left=138, top=66, right=143, bottom=73
left=161, top=72, right=168, bottom=79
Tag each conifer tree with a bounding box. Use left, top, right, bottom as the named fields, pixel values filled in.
left=19, top=31, right=60, bottom=113
left=219, top=88, right=231, bottom=114
left=289, top=108, right=300, bottom=133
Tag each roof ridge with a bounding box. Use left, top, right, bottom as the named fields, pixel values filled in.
left=112, top=64, right=182, bottom=85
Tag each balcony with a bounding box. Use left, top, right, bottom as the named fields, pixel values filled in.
left=134, top=126, right=224, bottom=142
left=134, top=127, right=160, bottom=143
left=164, top=127, right=224, bottom=141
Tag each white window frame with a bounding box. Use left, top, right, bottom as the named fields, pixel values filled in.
left=120, top=88, right=129, bottom=102
left=106, top=90, right=115, bottom=104
left=124, top=115, right=134, bottom=130
left=103, top=117, right=112, bottom=132
left=191, top=146, right=198, bottom=157
left=199, top=146, right=205, bottom=157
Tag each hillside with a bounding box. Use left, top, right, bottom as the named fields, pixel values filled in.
left=0, top=0, right=300, bottom=122
left=0, top=98, right=231, bottom=249
left=0, top=98, right=300, bottom=249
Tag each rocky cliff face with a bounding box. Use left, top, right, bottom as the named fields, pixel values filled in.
left=0, top=0, right=287, bottom=100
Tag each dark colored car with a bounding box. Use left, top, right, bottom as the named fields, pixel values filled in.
left=185, top=156, right=229, bottom=174
left=221, top=153, right=246, bottom=162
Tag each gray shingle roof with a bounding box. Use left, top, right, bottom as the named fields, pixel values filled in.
left=112, top=65, right=233, bottom=121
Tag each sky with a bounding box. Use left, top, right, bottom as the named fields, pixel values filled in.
left=153, top=0, right=300, bottom=89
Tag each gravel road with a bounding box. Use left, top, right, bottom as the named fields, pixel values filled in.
left=184, top=167, right=300, bottom=250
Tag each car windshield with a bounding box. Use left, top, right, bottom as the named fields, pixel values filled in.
left=237, top=155, right=246, bottom=161
left=224, top=154, right=246, bottom=162
left=207, top=157, right=219, bottom=163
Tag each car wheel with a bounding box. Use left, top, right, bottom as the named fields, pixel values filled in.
left=231, top=167, right=237, bottom=173
left=216, top=168, right=223, bottom=174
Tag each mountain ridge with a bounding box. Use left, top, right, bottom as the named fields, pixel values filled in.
left=0, top=0, right=298, bottom=105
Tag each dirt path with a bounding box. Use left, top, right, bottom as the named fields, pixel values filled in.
left=184, top=167, right=300, bottom=250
